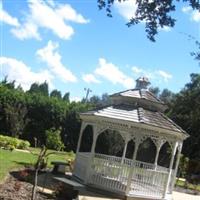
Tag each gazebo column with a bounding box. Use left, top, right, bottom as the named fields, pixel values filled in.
left=170, top=142, right=183, bottom=193
left=85, top=125, right=99, bottom=184
left=154, top=140, right=164, bottom=170
left=126, top=140, right=139, bottom=194
left=163, top=141, right=178, bottom=198
left=121, top=134, right=130, bottom=164
left=76, top=122, right=87, bottom=153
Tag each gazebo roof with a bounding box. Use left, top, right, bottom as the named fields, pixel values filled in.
left=111, top=88, right=164, bottom=104
left=81, top=77, right=188, bottom=138
left=81, top=104, right=187, bottom=135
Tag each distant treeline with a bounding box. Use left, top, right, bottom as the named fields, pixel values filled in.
left=0, top=74, right=200, bottom=160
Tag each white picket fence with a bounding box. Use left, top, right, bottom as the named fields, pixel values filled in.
left=74, top=153, right=174, bottom=199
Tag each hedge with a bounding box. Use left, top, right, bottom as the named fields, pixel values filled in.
left=0, top=135, right=30, bottom=150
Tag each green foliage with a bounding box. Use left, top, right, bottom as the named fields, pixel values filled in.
left=0, top=79, right=91, bottom=152
left=178, top=155, right=189, bottom=178
left=169, top=74, right=200, bottom=159
left=0, top=135, right=30, bottom=150
left=63, top=92, right=70, bottom=102
left=28, top=82, right=49, bottom=96
left=45, top=129, right=64, bottom=151
left=97, top=0, right=200, bottom=41
left=50, top=89, right=62, bottom=99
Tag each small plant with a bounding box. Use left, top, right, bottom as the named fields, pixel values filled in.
left=45, top=128, right=64, bottom=151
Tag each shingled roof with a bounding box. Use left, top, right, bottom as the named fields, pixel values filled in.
left=81, top=77, right=187, bottom=137
left=81, top=105, right=186, bottom=134
left=111, top=89, right=164, bottom=104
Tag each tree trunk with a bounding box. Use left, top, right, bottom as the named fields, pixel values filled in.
left=31, top=167, right=39, bottom=200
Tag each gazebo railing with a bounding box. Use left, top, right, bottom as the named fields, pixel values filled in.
left=88, top=153, right=128, bottom=192
left=129, top=161, right=168, bottom=198
left=87, top=153, right=172, bottom=198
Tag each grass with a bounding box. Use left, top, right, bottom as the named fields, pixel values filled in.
left=176, top=179, right=200, bottom=192
left=0, top=148, right=75, bottom=181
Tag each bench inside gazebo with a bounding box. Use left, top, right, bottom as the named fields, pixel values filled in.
left=72, top=77, right=188, bottom=200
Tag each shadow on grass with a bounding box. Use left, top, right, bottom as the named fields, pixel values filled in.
left=12, top=161, right=34, bottom=168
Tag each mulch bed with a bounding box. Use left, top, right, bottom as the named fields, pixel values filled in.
left=0, top=169, right=67, bottom=200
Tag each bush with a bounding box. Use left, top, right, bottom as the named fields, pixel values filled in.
left=18, top=140, right=30, bottom=149
left=45, top=129, right=64, bottom=151
left=0, top=135, right=30, bottom=150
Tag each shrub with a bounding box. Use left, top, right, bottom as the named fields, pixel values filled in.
left=0, top=135, right=30, bottom=150
left=45, top=129, right=64, bottom=151
left=18, top=140, right=30, bottom=149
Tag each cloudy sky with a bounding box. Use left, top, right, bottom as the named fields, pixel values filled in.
left=0, top=0, right=200, bottom=101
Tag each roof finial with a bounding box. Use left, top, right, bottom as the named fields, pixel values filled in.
left=135, top=77, right=150, bottom=89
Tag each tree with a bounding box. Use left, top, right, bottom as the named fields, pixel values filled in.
left=159, top=88, right=174, bottom=105
left=98, top=0, right=200, bottom=41
left=0, top=84, right=27, bottom=137
left=28, top=82, right=49, bottom=96
left=45, top=128, right=64, bottom=151
left=50, top=89, right=62, bottom=99
left=149, top=87, right=160, bottom=98
left=63, top=92, right=70, bottom=102
left=169, top=73, right=200, bottom=159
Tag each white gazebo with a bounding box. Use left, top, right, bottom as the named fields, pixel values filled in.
left=73, top=77, right=188, bottom=200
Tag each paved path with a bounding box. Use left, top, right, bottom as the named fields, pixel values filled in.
left=173, top=191, right=200, bottom=200
left=79, top=192, right=200, bottom=200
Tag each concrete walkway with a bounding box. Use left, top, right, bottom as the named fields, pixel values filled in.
left=173, top=191, right=200, bottom=200
left=78, top=191, right=200, bottom=200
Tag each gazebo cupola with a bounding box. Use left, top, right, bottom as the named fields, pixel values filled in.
left=73, top=77, right=188, bottom=200
left=135, top=77, right=150, bottom=89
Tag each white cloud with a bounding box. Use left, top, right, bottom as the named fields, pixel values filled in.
left=114, top=0, right=137, bottom=20
left=95, top=58, right=134, bottom=88
left=11, top=22, right=41, bottom=40
left=131, top=66, right=172, bottom=82
left=36, top=40, right=77, bottom=83
left=182, top=6, right=200, bottom=23
left=0, top=56, right=54, bottom=90
left=70, top=96, right=81, bottom=102
left=56, top=4, right=89, bottom=24
left=158, top=26, right=171, bottom=32
left=132, top=66, right=143, bottom=74
left=0, top=4, right=20, bottom=27
left=82, top=74, right=100, bottom=84
left=156, top=70, right=172, bottom=82
left=191, top=10, right=200, bottom=22
left=11, top=0, right=89, bottom=40
left=182, top=6, right=192, bottom=13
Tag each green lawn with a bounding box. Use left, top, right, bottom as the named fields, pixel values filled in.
left=0, top=148, right=74, bottom=181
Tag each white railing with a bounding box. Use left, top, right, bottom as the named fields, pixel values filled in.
left=73, top=152, right=91, bottom=181
left=128, top=160, right=168, bottom=198
left=88, top=153, right=129, bottom=192
left=76, top=153, right=172, bottom=199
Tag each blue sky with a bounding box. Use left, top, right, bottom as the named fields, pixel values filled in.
left=0, top=0, right=200, bottom=101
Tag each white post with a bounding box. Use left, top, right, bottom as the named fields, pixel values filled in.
left=121, top=135, right=129, bottom=164
left=85, top=125, right=98, bottom=184
left=76, top=122, right=87, bottom=153
left=163, top=141, right=178, bottom=198
left=154, top=141, right=163, bottom=170
left=170, top=143, right=183, bottom=192
left=73, top=122, right=87, bottom=177
left=126, top=141, right=139, bottom=194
